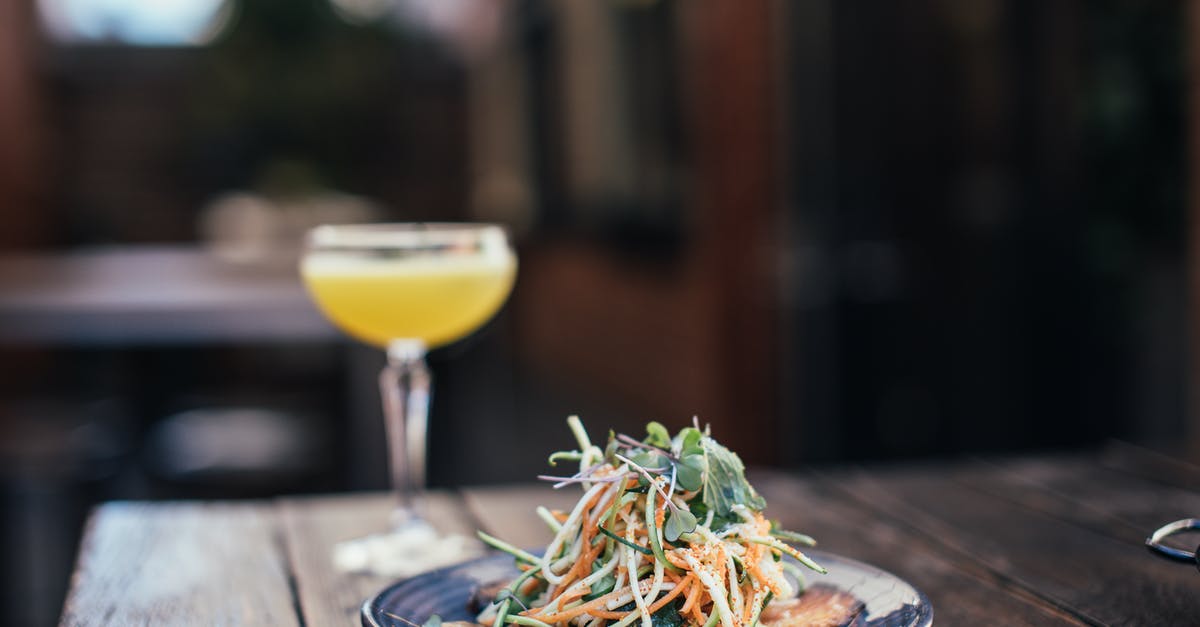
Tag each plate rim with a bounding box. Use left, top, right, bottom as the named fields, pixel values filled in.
left=362, top=549, right=933, bottom=627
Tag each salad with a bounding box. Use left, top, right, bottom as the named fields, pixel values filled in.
left=475, top=417, right=824, bottom=627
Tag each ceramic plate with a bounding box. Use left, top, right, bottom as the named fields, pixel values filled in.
left=362, top=549, right=932, bottom=627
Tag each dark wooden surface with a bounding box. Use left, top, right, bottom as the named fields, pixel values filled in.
left=60, top=444, right=1200, bottom=626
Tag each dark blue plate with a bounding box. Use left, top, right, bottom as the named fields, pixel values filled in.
left=362, top=550, right=933, bottom=627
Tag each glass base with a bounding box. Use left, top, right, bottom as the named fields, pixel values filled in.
left=332, top=520, right=482, bottom=577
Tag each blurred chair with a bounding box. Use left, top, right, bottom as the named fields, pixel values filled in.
left=144, top=407, right=329, bottom=499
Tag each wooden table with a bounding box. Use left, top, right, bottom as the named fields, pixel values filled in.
left=59, top=443, right=1200, bottom=626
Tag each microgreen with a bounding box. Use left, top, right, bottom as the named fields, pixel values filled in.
left=511, top=417, right=824, bottom=627
left=644, top=421, right=672, bottom=449
left=699, top=435, right=766, bottom=516
left=663, top=508, right=698, bottom=543
left=547, top=451, right=582, bottom=466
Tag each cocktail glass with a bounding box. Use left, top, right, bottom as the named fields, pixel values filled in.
left=301, top=223, right=516, bottom=572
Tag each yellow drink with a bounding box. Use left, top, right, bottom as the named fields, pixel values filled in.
left=301, top=252, right=517, bottom=348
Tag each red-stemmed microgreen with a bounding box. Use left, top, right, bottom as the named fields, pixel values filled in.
left=615, top=453, right=697, bottom=541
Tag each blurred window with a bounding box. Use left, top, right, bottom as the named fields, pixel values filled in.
left=37, top=0, right=233, bottom=46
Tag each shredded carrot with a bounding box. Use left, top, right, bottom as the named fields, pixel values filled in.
left=665, top=551, right=690, bottom=570
left=557, top=585, right=591, bottom=608
left=536, top=578, right=691, bottom=625
left=680, top=576, right=702, bottom=614
left=534, top=592, right=626, bottom=623
left=645, top=574, right=694, bottom=615
left=553, top=574, right=577, bottom=598
left=554, top=490, right=614, bottom=594
left=559, top=532, right=606, bottom=592
left=519, top=577, right=541, bottom=596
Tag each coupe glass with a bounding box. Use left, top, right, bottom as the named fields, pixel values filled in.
left=301, top=223, right=516, bottom=572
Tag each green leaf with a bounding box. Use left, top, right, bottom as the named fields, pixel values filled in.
left=676, top=427, right=704, bottom=457
left=675, top=454, right=706, bottom=492
left=583, top=571, right=616, bottom=600
left=686, top=500, right=739, bottom=532
left=651, top=600, right=685, bottom=627
left=664, top=509, right=697, bottom=542
left=630, top=451, right=669, bottom=472
left=612, top=600, right=684, bottom=627
left=645, top=421, right=671, bottom=448
left=700, top=435, right=766, bottom=517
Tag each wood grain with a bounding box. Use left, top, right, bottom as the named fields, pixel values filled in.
left=753, top=471, right=1085, bottom=626
left=461, top=484, right=580, bottom=549
left=59, top=501, right=298, bottom=627
left=827, top=460, right=1200, bottom=625
left=967, top=454, right=1200, bottom=543
left=1100, top=440, right=1200, bottom=492
left=279, top=491, right=480, bottom=627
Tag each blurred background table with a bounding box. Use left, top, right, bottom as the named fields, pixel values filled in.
left=0, top=245, right=335, bottom=345
left=59, top=444, right=1200, bottom=626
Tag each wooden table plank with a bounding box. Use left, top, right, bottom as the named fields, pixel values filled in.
left=279, top=491, right=481, bottom=627
left=752, top=470, right=1085, bottom=626
left=1100, top=441, right=1200, bottom=492
left=461, top=484, right=580, bottom=549
left=827, top=461, right=1200, bottom=626
left=965, top=453, right=1200, bottom=546
left=59, top=502, right=298, bottom=627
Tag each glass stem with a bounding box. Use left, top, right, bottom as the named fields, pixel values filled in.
left=380, top=339, right=431, bottom=528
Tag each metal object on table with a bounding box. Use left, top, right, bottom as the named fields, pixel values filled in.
left=1146, top=518, right=1200, bottom=572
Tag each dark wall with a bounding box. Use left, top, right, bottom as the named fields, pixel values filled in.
left=781, top=0, right=1186, bottom=462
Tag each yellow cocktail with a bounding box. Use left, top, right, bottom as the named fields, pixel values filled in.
left=302, top=250, right=516, bottom=348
